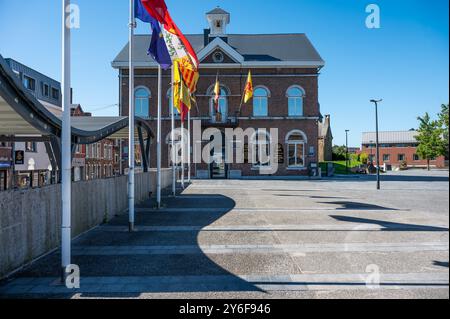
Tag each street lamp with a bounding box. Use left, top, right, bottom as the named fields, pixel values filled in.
left=345, top=130, right=350, bottom=175
left=370, top=99, right=382, bottom=190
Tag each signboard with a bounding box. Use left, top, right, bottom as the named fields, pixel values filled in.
left=72, top=158, right=86, bottom=167
left=15, top=151, right=24, bottom=165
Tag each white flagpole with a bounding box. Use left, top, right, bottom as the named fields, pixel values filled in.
left=156, top=65, right=162, bottom=208
left=61, top=0, right=72, bottom=280
left=128, top=0, right=136, bottom=231
left=187, top=110, right=191, bottom=183
left=171, top=67, right=176, bottom=196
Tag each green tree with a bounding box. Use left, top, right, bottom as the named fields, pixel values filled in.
left=360, top=152, right=369, bottom=165
left=438, top=104, right=449, bottom=158
left=332, top=145, right=347, bottom=161
left=415, top=113, right=444, bottom=171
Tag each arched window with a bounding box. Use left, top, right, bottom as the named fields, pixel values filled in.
left=286, top=130, right=307, bottom=168
left=208, top=86, right=228, bottom=123
left=287, top=86, right=305, bottom=117
left=167, top=88, right=180, bottom=117
left=251, top=130, right=271, bottom=167
left=135, top=87, right=150, bottom=118
left=253, top=87, right=269, bottom=117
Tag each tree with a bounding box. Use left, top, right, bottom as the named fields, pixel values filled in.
left=360, top=152, right=369, bottom=165
left=415, top=113, right=444, bottom=170
left=438, top=104, right=449, bottom=158
left=332, top=145, right=347, bottom=161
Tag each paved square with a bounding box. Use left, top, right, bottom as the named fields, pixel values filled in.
left=0, top=170, right=448, bottom=299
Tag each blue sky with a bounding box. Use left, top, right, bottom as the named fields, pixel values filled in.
left=0, top=0, right=448, bottom=146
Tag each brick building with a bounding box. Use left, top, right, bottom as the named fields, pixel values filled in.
left=112, top=8, right=325, bottom=178
left=361, top=131, right=446, bottom=169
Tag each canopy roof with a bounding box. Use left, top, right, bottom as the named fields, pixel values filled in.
left=0, top=55, right=153, bottom=144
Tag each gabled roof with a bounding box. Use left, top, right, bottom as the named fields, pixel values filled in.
left=207, top=7, right=229, bottom=15
left=112, top=34, right=325, bottom=68
left=197, top=37, right=244, bottom=63
left=362, top=131, right=419, bottom=144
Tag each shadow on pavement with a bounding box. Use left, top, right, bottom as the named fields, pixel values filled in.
left=321, top=201, right=401, bottom=211
left=433, top=261, right=449, bottom=268
left=3, top=191, right=263, bottom=298
left=330, top=215, right=449, bottom=232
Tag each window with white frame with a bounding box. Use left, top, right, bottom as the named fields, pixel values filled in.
left=286, top=130, right=307, bottom=168
left=287, top=86, right=305, bottom=117
left=253, top=87, right=269, bottom=117
left=209, top=86, right=228, bottom=123
left=135, top=87, right=151, bottom=118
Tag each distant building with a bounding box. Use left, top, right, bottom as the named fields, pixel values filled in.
left=347, top=147, right=361, bottom=154
left=318, top=115, right=333, bottom=162
left=361, top=131, right=446, bottom=169
left=0, top=59, right=63, bottom=189
left=71, top=104, right=118, bottom=180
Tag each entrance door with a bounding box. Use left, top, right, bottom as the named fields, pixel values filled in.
left=209, top=129, right=228, bottom=179
left=210, top=151, right=228, bottom=179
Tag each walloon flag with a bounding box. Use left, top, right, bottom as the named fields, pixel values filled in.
left=135, top=0, right=172, bottom=70
left=140, top=0, right=199, bottom=93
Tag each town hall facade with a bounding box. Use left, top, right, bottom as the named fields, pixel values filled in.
left=112, top=8, right=325, bottom=178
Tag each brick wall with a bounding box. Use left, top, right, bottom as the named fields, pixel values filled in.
left=361, top=146, right=446, bottom=168
left=120, top=66, right=321, bottom=177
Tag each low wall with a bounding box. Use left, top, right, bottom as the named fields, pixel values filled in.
left=0, top=169, right=171, bottom=279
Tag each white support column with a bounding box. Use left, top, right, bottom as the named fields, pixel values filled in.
left=156, top=66, right=162, bottom=208
left=187, top=110, right=191, bottom=183
left=171, top=68, right=176, bottom=196
left=128, top=0, right=136, bottom=232
left=61, top=0, right=72, bottom=280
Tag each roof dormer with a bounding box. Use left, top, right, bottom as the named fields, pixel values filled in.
left=206, top=7, right=230, bottom=38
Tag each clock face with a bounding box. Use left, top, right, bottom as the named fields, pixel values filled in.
left=213, top=52, right=224, bottom=63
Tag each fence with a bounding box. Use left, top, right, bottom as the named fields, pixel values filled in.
left=0, top=169, right=172, bottom=279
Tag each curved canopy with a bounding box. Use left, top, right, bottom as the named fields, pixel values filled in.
left=0, top=55, right=153, bottom=145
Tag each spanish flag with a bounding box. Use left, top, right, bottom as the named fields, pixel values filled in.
left=243, top=70, right=253, bottom=104
left=173, top=60, right=191, bottom=121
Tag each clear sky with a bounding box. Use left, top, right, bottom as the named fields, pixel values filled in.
left=0, top=0, right=448, bottom=146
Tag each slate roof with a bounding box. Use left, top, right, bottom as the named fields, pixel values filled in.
left=362, top=131, right=419, bottom=144
left=207, top=7, right=230, bottom=15
left=112, top=34, right=324, bottom=66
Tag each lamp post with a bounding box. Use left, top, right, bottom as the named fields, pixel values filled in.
left=370, top=99, right=382, bottom=190
left=345, top=130, right=350, bottom=175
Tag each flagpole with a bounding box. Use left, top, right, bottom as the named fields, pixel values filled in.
left=181, top=117, right=185, bottom=189
left=171, top=67, right=176, bottom=196
left=61, top=0, right=72, bottom=281
left=156, top=65, right=162, bottom=208
left=128, top=0, right=136, bottom=232
left=187, top=110, right=191, bottom=183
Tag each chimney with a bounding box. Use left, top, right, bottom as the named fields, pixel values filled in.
left=203, top=28, right=210, bottom=46
left=324, top=114, right=331, bottom=127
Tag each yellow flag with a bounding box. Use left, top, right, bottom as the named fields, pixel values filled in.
left=243, top=71, right=253, bottom=104
left=173, top=59, right=191, bottom=120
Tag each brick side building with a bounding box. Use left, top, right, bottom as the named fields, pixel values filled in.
left=361, top=131, right=446, bottom=169
left=112, top=8, right=325, bottom=178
